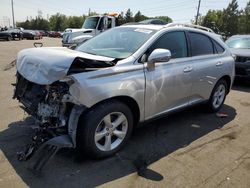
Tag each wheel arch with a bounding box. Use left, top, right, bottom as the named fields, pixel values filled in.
left=90, top=96, right=141, bottom=127
left=218, top=75, right=231, bottom=94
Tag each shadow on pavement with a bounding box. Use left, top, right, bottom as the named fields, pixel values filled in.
left=232, top=79, right=250, bottom=93
left=0, top=104, right=236, bottom=188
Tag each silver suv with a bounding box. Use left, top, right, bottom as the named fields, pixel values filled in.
left=14, top=24, right=235, bottom=158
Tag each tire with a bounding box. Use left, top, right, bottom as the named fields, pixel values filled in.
left=77, top=100, right=133, bottom=158
left=206, top=79, right=228, bottom=112
left=6, top=36, right=11, bottom=41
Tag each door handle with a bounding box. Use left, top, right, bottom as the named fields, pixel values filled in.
left=216, top=61, right=223, bottom=66
left=183, top=66, right=193, bottom=73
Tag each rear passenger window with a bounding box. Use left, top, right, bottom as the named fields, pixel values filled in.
left=189, top=32, right=214, bottom=56
left=149, top=31, right=188, bottom=59
left=213, top=40, right=225, bottom=54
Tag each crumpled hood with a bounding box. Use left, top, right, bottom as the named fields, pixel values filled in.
left=16, top=47, right=114, bottom=85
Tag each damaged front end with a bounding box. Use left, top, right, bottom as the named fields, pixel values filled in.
left=13, top=47, right=117, bottom=172
left=13, top=72, right=86, bottom=172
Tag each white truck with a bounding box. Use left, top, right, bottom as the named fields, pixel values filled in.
left=62, top=14, right=118, bottom=47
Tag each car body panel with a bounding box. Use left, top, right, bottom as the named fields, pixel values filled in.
left=15, top=24, right=235, bottom=124
left=226, top=36, right=250, bottom=79
left=189, top=54, right=234, bottom=102
left=16, top=47, right=115, bottom=85
left=0, top=31, right=12, bottom=40
left=144, top=57, right=193, bottom=120
left=69, top=58, right=145, bottom=121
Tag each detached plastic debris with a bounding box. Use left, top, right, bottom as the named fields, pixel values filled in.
left=216, top=113, right=228, bottom=118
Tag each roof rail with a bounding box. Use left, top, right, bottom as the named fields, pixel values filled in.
left=165, top=23, right=214, bottom=33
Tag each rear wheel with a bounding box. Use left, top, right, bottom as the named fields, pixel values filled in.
left=77, top=100, right=133, bottom=158
left=206, top=79, right=228, bottom=112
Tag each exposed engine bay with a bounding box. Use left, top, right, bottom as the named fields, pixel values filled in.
left=14, top=72, right=69, bottom=127
left=13, top=72, right=85, bottom=172
left=13, top=47, right=117, bottom=172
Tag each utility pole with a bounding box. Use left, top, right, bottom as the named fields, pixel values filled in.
left=195, top=0, right=201, bottom=25
left=11, top=0, right=15, bottom=28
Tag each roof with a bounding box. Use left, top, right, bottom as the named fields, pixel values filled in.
left=120, top=23, right=215, bottom=33
left=120, top=24, right=165, bottom=30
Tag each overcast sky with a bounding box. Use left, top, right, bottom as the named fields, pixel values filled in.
left=0, top=0, right=249, bottom=27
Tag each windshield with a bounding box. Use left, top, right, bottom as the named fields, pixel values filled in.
left=226, top=36, right=250, bottom=49
left=82, top=17, right=100, bottom=29
left=76, top=27, right=156, bottom=59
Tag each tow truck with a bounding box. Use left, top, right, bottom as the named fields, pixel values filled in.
left=62, top=13, right=119, bottom=47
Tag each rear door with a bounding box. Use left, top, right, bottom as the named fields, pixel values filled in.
left=187, top=32, right=226, bottom=104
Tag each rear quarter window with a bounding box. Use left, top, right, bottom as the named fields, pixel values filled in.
left=213, top=40, right=225, bottom=54
left=189, top=32, right=214, bottom=56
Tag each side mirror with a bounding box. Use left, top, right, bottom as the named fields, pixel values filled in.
left=147, top=49, right=171, bottom=70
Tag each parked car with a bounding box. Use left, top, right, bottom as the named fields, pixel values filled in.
left=48, top=31, right=61, bottom=38
left=139, top=19, right=168, bottom=25
left=38, top=30, right=46, bottom=37
left=23, top=30, right=37, bottom=40
left=7, top=28, right=23, bottom=40
left=14, top=24, right=234, bottom=159
left=35, top=30, right=43, bottom=39
left=0, top=30, right=12, bottom=41
left=225, top=35, right=250, bottom=79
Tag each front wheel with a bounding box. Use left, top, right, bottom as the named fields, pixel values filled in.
left=206, top=79, right=228, bottom=112
left=77, top=100, right=133, bottom=158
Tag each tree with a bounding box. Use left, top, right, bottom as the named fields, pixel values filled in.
left=16, top=9, right=174, bottom=31
left=222, top=0, right=239, bottom=36
left=202, top=10, right=223, bottom=33
left=154, top=16, right=172, bottom=23
left=134, top=11, right=148, bottom=22
left=125, top=9, right=134, bottom=23
left=16, top=20, right=30, bottom=29
left=117, top=12, right=126, bottom=25
left=244, top=1, right=250, bottom=33
left=49, top=13, right=67, bottom=31
left=16, top=18, right=50, bottom=30
left=67, top=16, right=86, bottom=28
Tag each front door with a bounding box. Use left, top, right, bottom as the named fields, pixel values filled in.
left=144, top=31, right=193, bottom=120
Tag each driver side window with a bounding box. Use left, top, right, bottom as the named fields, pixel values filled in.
left=149, top=31, right=188, bottom=59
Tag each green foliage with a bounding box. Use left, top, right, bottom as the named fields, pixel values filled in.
left=49, top=13, right=67, bottom=31
left=16, top=9, right=173, bottom=31
left=244, top=1, right=250, bottom=33
left=134, top=11, right=148, bottom=22
left=125, top=9, right=134, bottom=23
left=17, top=18, right=49, bottom=30
left=67, top=16, right=86, bottom=28
left=222, top=0, right=239, bottom=36
left=201, top=0, right=250, bottom=37
left=153, top=16, right=172, bottom=23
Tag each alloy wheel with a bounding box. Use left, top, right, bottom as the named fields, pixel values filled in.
left=94, top=112, right=128, bottom=151
left=212, top=84, right=226, bottom=109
